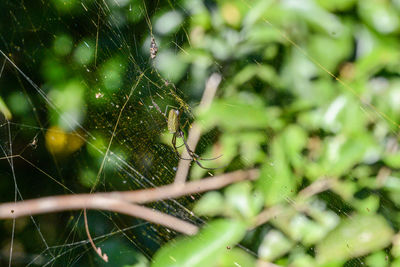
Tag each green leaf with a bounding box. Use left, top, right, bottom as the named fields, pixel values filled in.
left=154, top=11, right=183, bottom=35
left=197, top=95, right=270, bottom=132
left=7, top=93, right=29, bottom=116
left=238, top=131, right=267, bottom=164
left=287, top=0, right=344, bottom=35
left=392, top=258, right=400, bottom=267
left=155, top=50, right=188, bottom=82
left=193, top=191, right=225, bottom=217
left=230, top=64, right=279, bottom=89
left=0, top=96, right=12, bottom=120
left=358, top=0, right=400, bottom=34
left=224, top=181, right=264, bottom=222
left=352, top=195, right=380, bottom=214
left=53, top=34, right=73, bottom=56
left=48, top=80, right=86, bottom=131
left=242, top=0, right=274, bottom=27
left=308, top=31, right=352, bottom=73
left=73, top=39, right=95, bottom=65
left=256, top=136, right=296, bottom=205
left=289, top=253, right=316, bottom=267
left=99, top=56, right=126, bottom=91
left=365, top=251, right=389, bottom=267
left=217, top=247, right=256, bottom=267
left=384, top=152, right=400, bottom=168
left=316, top=214, right=394, bottom=264
left=282, top=125, right=307, bottom=169
left=258, top=230, right=293, bottom=261
left=151, top=219, right=247, bottom=267
left=318, top=134, right=374, bottom=177
left=331, top=180, right=357, bottom=201
left=316, top=0, right=356, bottom=12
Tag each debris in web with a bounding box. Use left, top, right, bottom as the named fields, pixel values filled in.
left=150, top=36, right=158, bottom=60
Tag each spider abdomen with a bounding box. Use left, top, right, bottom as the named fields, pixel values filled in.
left=167, top=109, right=180, bottom=134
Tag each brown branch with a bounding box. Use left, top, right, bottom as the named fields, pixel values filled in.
left=174, top=73, right=222, bottom=184
left=4, top=196, right=198, bottom=236
left=106, top=201, right=198, bottom=235
left=0, top=169, right=258, bottom=219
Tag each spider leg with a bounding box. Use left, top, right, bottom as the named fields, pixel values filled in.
left=172, top=132, right=192, bottom=160
left=177, top=130, right=199, bottom=158
left=177, top=130, right=223, bottom=161
left=177, top=130, right=224, bottom=170
left=151, top=98, right=168, bottom=120
left=175, top=143, right=185, bottom=148
left=151, top=98, right=215, bottom=164
left=196, top=154, right=224, bottom=161
left=192, top=158, right=226, bottom=170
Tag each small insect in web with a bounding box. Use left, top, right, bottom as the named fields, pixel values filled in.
left=29, top=134, right=39, bottom=149
left=150, top=36, right=158, bottom=59
left=151, top=99, right=223, bottom=170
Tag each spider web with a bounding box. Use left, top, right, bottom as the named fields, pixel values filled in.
left=0, top=0, right=399, bottom=266
left=0, top=0, right=232, bottom=265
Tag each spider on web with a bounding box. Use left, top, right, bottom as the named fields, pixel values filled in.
left=151, top=99, right=222, bottom=170
left=150, top=36, right=158, bottom=59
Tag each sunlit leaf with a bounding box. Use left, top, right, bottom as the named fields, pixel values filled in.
left=152, top=219, right=247, bottom=267
left=282, top=125, right=307, bottom=169
left=258, top=230, right=293, bottom=261
left=316, top=0, right=356, bottom=11
left=224, top=181, right=264, bottom=222
left=73, top=39, right=95, bottom=65
left=316, top=214, right=393, bottom=264
left=100, top=56, right=126, bottom=91
left=384, top=152, right=400, bottom=169
left=0, top=96, right=12, bottom=120
left=155, top=50, right=188, bottom=82
left=365, top=251, right=389, bottom=267
left=197, top=94, right=270, bottom=132
left=193, top=191, right=225, bottom=217
left=155, top=11, right=183, bottom=35
left=358, top=0, right=400, bottom=34
left=257, top=136, right=296, bottom=205
left=217, top=247, right=256, bottom=267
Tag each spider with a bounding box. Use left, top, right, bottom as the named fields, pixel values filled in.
left=150, top=36, right=158, bottom=59
left=151, top=99, right=222, bottom=170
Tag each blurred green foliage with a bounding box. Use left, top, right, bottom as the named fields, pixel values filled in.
left=1, top=0, right=400, bottom=266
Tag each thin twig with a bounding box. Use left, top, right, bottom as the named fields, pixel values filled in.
left=297, top=178, right=334, bottom=200
left=84, top=209, right=108, bottom=262
left=174, top=73, right=222, bottom=184
left=0, top=169, right=258, bottom=219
